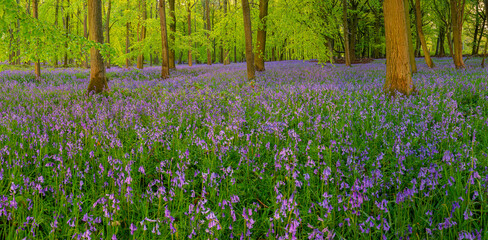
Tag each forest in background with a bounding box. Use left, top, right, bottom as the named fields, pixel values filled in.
left=1, top=0, right=488, bottom=69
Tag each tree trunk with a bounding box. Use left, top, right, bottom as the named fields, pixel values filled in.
left=159, top=0, right=170, bottom=78
left=223, top=0, right=230, bottom=65
left=254, top=0, right=269, bottom=71
left=349, top=5, right=358, bottom=63
left=54, top=0, right=59, bottom=67
left=327, top=37, right=334, bottom=63
left=483, top=0, right=488, bottom=67
left=32, top=0, right=41, bottom=80
left=187, top=0, right=192, bottom=66
left=137, top=0, right=147, bottom=69
left=126, top=0, right=131, bottom=68
left=87, top=0, right=108, bottom=95
left=476, top=17, right=486, bottom=54
left=450, top=0, right=465, bottom=69
left=373, top=14, right=381, bottom=58
left=169, top=0, right=176, bottom=69
left=105, top=0, right=111, bottom=68
left=64, top=0, right=70, bottom=67
left=241, top=0, right=255, bottom=79
left=342, top=0, right=351, bottom=66
left=414, top=0, right=434, bottom=68
left=383, top=0, right=414, bottom=96
left=404, top=0, right=417, bottom=73
left=472, top=1, right=480, bottom=55
left=234, top=0, right=237, bottom=63
left=206, top=0, right=212, bottom=65
left=439, top=26, right=446, bottom=56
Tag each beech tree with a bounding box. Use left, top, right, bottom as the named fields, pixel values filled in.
left=32, top=0, right=41, bottom=80
left=450, top=0, right=466, bottom=69
left=169, top=0, right=176, bottom=69
left=159, top=0, right=170, bottom=78
left=137, top=0, right=147, bottom=69
left=404, top=0, right=417, bottom=73
left=87, top=0, right=108, bottom=95
left=241, top=0, right=255, bottom=80
left=413, top=0, right=434, bottom=68
left=342, top=0, right=351, bottom=66
left=383, top=0, right=414, bottom=96
left=255, top=0, right=269, bottom=71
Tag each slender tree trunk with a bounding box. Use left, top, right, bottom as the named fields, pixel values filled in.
left=450, top=0, right=465, bottom=69
left=327, top=37, right=335, bottom=63
left=32, top=0, right=41, bottom=80
left=137, top=0, right=147, bottom=69
left=53, top=0, right=59, bottom=67
left=476, top=17, right=486, bottom=54
left=414, top=0, right=434, bottom=68
left=383, top=0, right=414, bottom=96
left=126, top=0, right=131, bottom=68
left=234, top=0, right=237, bottom=63
left=168, top=0, right=176, bottom=69
left=483, top=0, right=488, bottom=67
left=87, top=0, right=108, bottom=95
left=438, top=26, right=446, bottom=56
left=447, top=26, right=453, bottom=57
left=241, top=0, right=255, bottom=79
left=159, top=0, right=170, bottom=78
left=349, top=7, right=358, bottom=63
left=64, top=0, right=70, bottom=67
left=223, top=0, right=230, bottom=64
left=373, top=14, right=381, bottom=58
left=105, top=0, right=111, bottom=68
left=206, top=0, right=212, bottom=65
left=342, top=0, right=351, bottom=66
left=187, top=0, right=192, bottom=66
left=472, top=1, right=480, bottom=55
left=404, top=0, right=417, bottom=73
left=255, top=0, right=269, bottom=71
left=83, top=4, right=89, bottom=68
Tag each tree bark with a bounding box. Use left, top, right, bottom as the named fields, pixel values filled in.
left=450, top=0, right=465, bottom=69
left=255, top=0, right=269, bottom=71
left=206, top=0, right=212, bottom=65
left=187, top=0, right=192, bottom=66
left=87, top=0, right=108, bottom=95
left=223, top=0, right=230, bottom=64
left=105, top=0, right=111, bottom=68
left=472, top=0, right=480, bottom=55
left=241, top=0, right=255, bottom=79
left=483, top=0, right=488, bottom=67
left=159, top=0, right=170, bottom=78
left=168, top=0, right=176, bottom=69
left=414, top=0, right=434, bottom=68
left=383, top=0, right=414, bottom=97
left=342, top=0, right=351, bottom=66
left=137, top=0, right=147, bottom=69
left=32, top=0, right=41, bottom=80
left=126, top=0, right=131, bottom=68
left=64, top=0, right=70, bottom=67
left=404, top=0, right=417, bottom=73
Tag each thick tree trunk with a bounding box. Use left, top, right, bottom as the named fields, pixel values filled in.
left=206, top=0, right=212, bottom=65
left=342, top=0, right=351, bottom=66
left=159, top=0, right=170, bottom=78
left=241, top=0, right=255, bottom=79
left=32, top=0, right=41, bottom=80
left=169, top=0, right=176, bottom=69
left=87, top=0, right=108, bottom=95
left=254, top=0, right=269, bottom=71
left=137, top=0, right=147, bottom=69
left=450, top=0, right=465, bottom=69
left=404, top=0, right=417, bottom=73
left=126, top=0, right=131, bottom=68
left=438, top=26, right=446, bottom=56
left=105, top=0, right=111, bottom=69
left=187, top=1, right=192, bottom=66
left=383, top=0, right=414, bottom=96
left=414, top=0, right=434, bottom=68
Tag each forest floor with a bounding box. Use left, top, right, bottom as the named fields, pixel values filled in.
left=0, top=58, right=487, bottom=239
